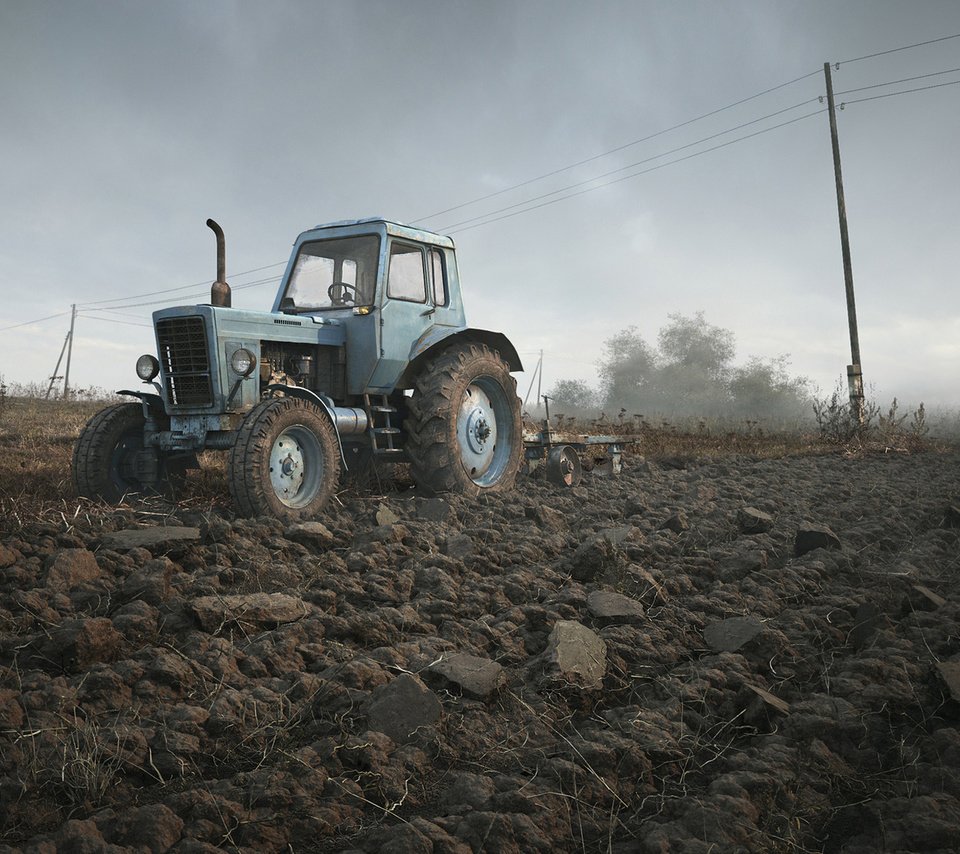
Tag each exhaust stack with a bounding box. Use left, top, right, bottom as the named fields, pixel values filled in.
left=207, top=218, right=231, bottom=307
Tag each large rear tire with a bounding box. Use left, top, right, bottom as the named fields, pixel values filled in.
left=228, top=397, right=341, bottom=520
left=405, top=342, right=522, bottom=496
left=73, top=403, right=185, bottom=503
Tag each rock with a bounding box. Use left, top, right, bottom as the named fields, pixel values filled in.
left=102, top=526, right=200, bottom=551
left=106, top=803, right=184, bottom=852
left=121, top=557, right=177, bottom=605
left=441, top=534, right=473, bottom=560
left=47, top=820, right=108, bottom=852
left=45, top=548, right=101, bottom=590
left=428, top=652, right=506, bottom=699
left=375, top=503, right=400, bottom=527
left=364, top=823, right=434, bottom=854
left=719, top=549, right=767, bottom=581
left=284, top=521, right=335, bottom=547
left=0, top=688, right=25, bottom=728
left=703, top=616, right=763, bottom=652
left=190, top=593, right=307, bottom=631
left=544, top=620, right=607, bottom=689
left=0, top=543, right=18, bottom=568
left=624, top=494, right=649, bottom=516
left=440, top=771, right=496, bottom=810
left=935, top=659, right=960, bottom=702
left=46, top=617, right=123, bottom=671
left=367, top=673, right=442, bottom=744
left=587, top=590, right=645, bottom=624
left=659, top=511, right=689, bottom=533
left=111, top=600, right=159, bottom=643
left=566, top=535, right=624, bottom=583
left=77, top=665, right=132, bottom=713
left=794, top=522, right=841, bottom=556
left=525, top=504, right=565, bottom=531
left=416, top=497, right=451, bottom=522
left=737, top=506, right=774, bottom=534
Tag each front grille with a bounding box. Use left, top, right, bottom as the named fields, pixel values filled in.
left=157, top=316, right=213, bottom=407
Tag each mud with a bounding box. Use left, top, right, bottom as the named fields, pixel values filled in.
left=1, top=449, right=960, bottom=853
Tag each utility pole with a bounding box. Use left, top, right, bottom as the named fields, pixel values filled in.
left=535, top=348, right=543, bottom=407
left=823, top=62, right=865, bottom=426
left=62, top=304, right=77, bottom=400
left=523, top=350, right=544, bottom=409
left=45, top=331, right=71, bottom=399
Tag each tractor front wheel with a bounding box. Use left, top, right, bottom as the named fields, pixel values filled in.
left=73, top=402, right=186, bottom=502
left=228, top=397, right=341, bottom=519
left=405, top=342, right=522, bottom=495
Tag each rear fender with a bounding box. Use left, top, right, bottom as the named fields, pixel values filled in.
left=397, top=328, right=523, bottom=388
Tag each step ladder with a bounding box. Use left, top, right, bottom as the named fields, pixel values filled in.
left=363, top=394, right=405, bottom=457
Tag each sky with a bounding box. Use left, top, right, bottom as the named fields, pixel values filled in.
left=1, top=0, right=959, bottom=409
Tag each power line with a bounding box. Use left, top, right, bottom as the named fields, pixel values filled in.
left=841, top=77, right=960, bottom=106
left=79, top=275, right=282, bottom=312
left=445, top=108, right=827, bottom=235
left=835, top=65, right=960, bottom=96
left=78, top=313, right=153, bottom=329
left=414, top=68, right=822, bottom=224
left=0, top=311, right=71, bottom=333
left=438, top=95, right=822, bottom=232
left=77, top=261, right=287, bottom=308
left=838, top=32, right=960, bottom=65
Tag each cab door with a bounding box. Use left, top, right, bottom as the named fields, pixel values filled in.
left=366, top=240, right=436, bottom=391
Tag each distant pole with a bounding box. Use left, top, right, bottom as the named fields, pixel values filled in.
left=523, top=350, right=544, bottom=408
left=536, top=348, right=543, bottom=405
left=45, top=331, right=71, bottom=399
left=823, top=62, right=865, bottom=425
left=62, top=304, right=77, bottom=400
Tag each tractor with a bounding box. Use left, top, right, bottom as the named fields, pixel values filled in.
left=72, top=218, right=524, bottom=519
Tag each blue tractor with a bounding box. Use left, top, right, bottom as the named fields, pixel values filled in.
left=73, top=218, right=524, bottom=519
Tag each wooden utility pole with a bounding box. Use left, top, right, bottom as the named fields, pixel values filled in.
left=62, top=304, right=77, bottom=400
left=45, top=331, right=70, bottom=399
left=536, top=348, right=543, bottom=406
left=523, top=349, right=544, bottom=408
left=823, top=62, right=865, bottom=425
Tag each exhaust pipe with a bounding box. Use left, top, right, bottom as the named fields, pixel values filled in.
left=207, top=218, right=231, bottom=308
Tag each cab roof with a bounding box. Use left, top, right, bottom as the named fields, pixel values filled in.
left=299, top=217, right=455, bottom=249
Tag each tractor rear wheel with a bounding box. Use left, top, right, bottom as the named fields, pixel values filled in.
left=228, top=396, right=341, bottom=519
left=405, top=342, right=522, bottom=495
left=73, top=402, right=187, bottom=502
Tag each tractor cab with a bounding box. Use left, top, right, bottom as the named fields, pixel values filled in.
left=272, top=218, right=466, bottom=394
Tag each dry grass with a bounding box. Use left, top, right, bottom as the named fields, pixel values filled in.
left=0, top=397, right=109, bottom=528
left=0, top=395, right=941, bottom=533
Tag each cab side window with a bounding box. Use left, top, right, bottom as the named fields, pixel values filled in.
left=431, top=249, right=448, bottom=306
left=387, top=243, right=426, bottom=302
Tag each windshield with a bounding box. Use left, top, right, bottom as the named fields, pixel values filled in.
left=282, top=234, right=381, bottom=311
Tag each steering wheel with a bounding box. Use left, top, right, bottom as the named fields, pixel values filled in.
left=327, top=282, right=358, bottom=304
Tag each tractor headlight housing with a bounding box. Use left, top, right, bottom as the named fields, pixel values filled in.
left=136, top=354, right=160, bottom=381
left=230, top=347, right=257, bottom=377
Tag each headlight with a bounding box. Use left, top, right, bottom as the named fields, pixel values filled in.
left=230, top=347, right=257, bottom=376
left=136, top=354, right=160, bottom=381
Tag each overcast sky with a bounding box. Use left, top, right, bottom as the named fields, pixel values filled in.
left=1, top=0, right=958, bottom=410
